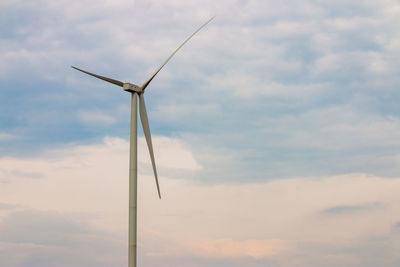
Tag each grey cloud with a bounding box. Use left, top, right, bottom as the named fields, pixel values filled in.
left=321, top=202, right=384, bottom=215
left=0, top=202, right=18, bottom=210
left=0, top=170, right=43, bottom=183
left=296, top=238, right=397, bottom=267
left=0, top=210, right=125, bottom=267
left=139, top=253, right=283, bottom=267
left=10, top=170, right=43, bottom=179
left=0, top=210, right=95, bottom=246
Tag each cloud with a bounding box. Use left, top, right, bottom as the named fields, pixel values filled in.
left=1, top=0, right=400, bottom=183
left=321, top=202, right=384, bottom=215
left=189, top=238, right=291, bottom=259
left=0, top=210, right=125, bottom=267
left=77, top=110, right=116, bottom=126
left=1, top=1, right=400, bottom=265
left=140, top=136, right=202, bottom=171
left=0, top=133, right=19, bottom=141
left=0, top=161, right=45, bottom=183
left=0, top=210, right=95, bottom=246
left=1, top=139, right=400, bottom=266
left=0, top=203, right=18, bottom=210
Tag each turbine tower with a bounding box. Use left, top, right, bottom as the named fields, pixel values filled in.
left=72, top=17, right=214, bottom=267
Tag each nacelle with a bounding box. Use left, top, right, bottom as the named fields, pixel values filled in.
left=123, top=83, right=142, bottom=93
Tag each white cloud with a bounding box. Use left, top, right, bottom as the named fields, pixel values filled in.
left=77, top=110, right=116, bottom=126
left=138, top=136, right=202, bottom=171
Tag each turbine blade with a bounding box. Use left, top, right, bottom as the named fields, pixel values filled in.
left=141, top=16, right=215, bottom=91
left=139, top=94, right=161, bottom=199
left=71, top=66, right=124, bottom=87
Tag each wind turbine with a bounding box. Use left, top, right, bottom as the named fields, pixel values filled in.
left=72, top=17, right=214, bottom=267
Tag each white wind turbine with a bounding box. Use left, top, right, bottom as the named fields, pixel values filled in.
left=72, top=17, right=214, bottom=267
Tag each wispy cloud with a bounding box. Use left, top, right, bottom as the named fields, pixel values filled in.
left=0, top=202, right=18, bottom=210
left=0, top=133, right=19, bottom=141
left=77, top=110, right=116, bottom=126
left=321, top=202, right=384, bottom=215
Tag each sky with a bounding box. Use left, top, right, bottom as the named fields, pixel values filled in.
left=1, top=0, right=400, bottom=266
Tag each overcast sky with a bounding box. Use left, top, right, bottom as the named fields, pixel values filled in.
left=1, top=0, right=400, bottom=266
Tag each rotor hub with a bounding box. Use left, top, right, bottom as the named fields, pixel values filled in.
left=123, top=83, right=142, bottom=93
